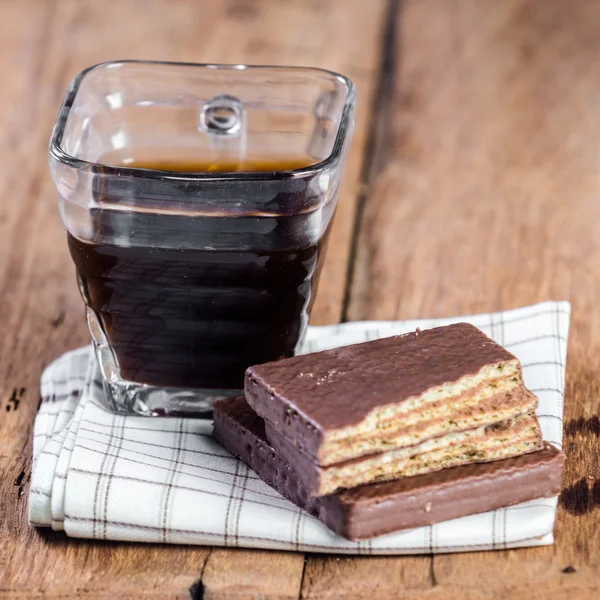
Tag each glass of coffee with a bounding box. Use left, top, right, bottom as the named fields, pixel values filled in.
left=49, top=60, right=355, bottom=416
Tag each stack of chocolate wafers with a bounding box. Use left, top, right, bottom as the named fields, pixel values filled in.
left=213, top=323, right=564, bottom=540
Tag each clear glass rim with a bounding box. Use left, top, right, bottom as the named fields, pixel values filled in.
left=49, top=60, right=356, bottom=181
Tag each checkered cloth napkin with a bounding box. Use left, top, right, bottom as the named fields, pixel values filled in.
left=29, top=301, right=569, bottom=554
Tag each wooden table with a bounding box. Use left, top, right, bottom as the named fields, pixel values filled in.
left=2, top=0, right=600, bottom=597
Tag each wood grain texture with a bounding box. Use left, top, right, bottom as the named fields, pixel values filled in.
left=4, top=0, right=599, bottom=598
left=347, top=0, right=600, bottom=597
left=300, top=555, right=432, bottom=600
left=0, top=0, right=387, bottom=598
left=201, top=549, right=305, bottom=600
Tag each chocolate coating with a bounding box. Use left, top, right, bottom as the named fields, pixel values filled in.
left=213, top=397, right=564, bottom=540
left=245, top=323, right=520, bottom=459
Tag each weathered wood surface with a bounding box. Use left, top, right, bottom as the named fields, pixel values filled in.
left=0, top=0, right=386, bottom=598
left=2, top=0, right=600, bottom=598
left=347, top=0, right=600, bottom=598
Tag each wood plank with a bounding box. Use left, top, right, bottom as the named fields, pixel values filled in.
left=201, top=549, right=305, bottom=600
left=345, top=0, right=600, bottom=597
left=0, top=0, right=388, bottom=598
left=300, top=556, right=432, bottom=600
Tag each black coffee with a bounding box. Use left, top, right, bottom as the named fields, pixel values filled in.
left=68, top=157, right=332, bottom=389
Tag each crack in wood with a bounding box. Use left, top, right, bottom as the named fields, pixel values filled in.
left=297, top=556, right=308, bottom=600
left=188, top=579, right=205, bottom=599
left=5, top=387, right=25, bottom=412
left=341, top=0, right=401, bottom=323
left=191, top=549, right=212, bottom=599
left=13, top=467, right=27, bottom=499
left=14, top=468, right=26, bottom=488
left=51, top=309, right=66, bottom=328
left=429, top=553, right=438, bottom=587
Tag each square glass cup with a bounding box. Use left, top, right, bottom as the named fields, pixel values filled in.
left=49, top=60, right=355, bottom=416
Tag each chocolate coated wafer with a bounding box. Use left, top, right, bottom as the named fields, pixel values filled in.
left=245, top=323, right=533, bottom=466
left=213, top=397, right=564, bottom=541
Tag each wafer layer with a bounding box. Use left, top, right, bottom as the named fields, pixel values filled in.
left=266, top=411, right=543, bottom=495
left=317, top=383, right=536, bottom=465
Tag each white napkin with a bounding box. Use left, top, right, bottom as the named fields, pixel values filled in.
left=29, top=301, right=569, bottom=555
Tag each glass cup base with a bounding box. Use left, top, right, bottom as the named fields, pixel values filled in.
left=87, top=309, right=241, bottom=417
